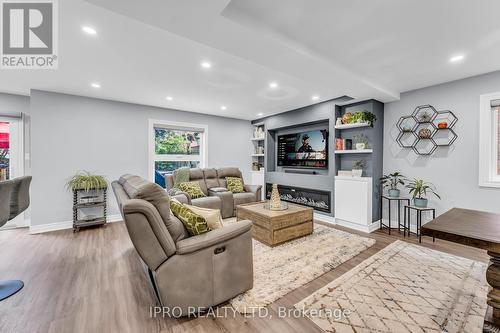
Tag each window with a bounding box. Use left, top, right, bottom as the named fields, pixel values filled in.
left=479, top=93, right=500, bottom=187
left=149, top=119, right=207, bottom=187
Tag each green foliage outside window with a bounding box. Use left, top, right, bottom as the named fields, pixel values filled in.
left=155, top=128, right=201, bottom=155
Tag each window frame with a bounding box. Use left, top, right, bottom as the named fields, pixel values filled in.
left=148, top=119, right=208, bottom=182
left=479, top=92, right=500, bottom=187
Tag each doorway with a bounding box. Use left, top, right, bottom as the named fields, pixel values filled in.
left=0, top=116, right=25, bottom=228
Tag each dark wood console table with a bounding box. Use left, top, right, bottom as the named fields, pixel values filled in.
left=421, top=208, right=500, bottom=332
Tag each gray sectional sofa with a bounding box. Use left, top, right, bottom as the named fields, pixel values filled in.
left=112, top=174, right=253, bottom=315
left=165, top=167, right=262, bottom=218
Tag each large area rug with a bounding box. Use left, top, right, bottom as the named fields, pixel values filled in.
left=228, top=223, right=376, bottom=313
left=295, top=240, right=488, bottom=333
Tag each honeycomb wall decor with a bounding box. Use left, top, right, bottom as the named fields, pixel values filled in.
left=396, top=105, right=458, bottom=155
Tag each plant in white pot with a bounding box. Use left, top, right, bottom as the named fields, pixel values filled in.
left=352, top=160, right=365, bottom=177
left=353, top=134, right=369, bottom=150
left=406, top=178, right=440, bottom=208
left=380, top=172, right=405, bottom=198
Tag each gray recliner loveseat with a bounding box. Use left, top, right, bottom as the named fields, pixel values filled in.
left=165, top=167, right=262, bottom=218
left=112, top=174, right=253, bottom=315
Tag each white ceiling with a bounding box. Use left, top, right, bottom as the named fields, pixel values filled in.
left=1, top=0, right=500, bottom=120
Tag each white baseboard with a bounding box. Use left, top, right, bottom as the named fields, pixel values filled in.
left=314, top=212, right=335, bottom=224
left=29, top=214, right=122, bottom=234
left=335, top=218, right=380, bottom=233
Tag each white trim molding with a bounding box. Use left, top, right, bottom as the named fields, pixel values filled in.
left=29, top=214, right=123, bottom=234
left=148, top=119, right=208, bottom=182
left=479, top=92, right=500, bottom=188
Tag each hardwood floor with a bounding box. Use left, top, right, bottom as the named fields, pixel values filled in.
left=0, top=221, right=489, bottom=333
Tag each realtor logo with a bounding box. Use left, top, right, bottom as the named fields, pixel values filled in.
left=1, top=0, right=58, bottom=69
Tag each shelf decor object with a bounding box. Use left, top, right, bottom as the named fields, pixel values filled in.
left=396, top=105, right=458, bottom=155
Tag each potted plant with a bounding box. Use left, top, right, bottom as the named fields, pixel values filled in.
left=406, top=178, right=440, bottom=208
left=66, top=171, right=108, bottom=192
left=353, top=134, right=369, bottom=150
left=352, top=160, right=365, bottom=177
left=380, top=172, right=405, bottom=197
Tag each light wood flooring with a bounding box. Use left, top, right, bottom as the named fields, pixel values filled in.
left=0, top=221, right=488, bottom=333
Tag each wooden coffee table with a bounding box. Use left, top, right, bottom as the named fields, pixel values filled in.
left=236, top=201, right=313, bottom=247
left=421, top=208, right=500, bottom=332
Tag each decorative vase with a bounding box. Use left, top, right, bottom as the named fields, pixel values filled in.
left=388, top=189, right=400, bottom=198
left=355, top=143, right=366, bottom=150
left=418, top=128, right=432, bottom=139
left=336, top=117, right=343, bottom=126
left=352, top=169, right=362, bottom=177
left=414, top=198, right=428, bottom=208
left=257, top=127, right=264, bottom=138
left=270, top=184, right=282, bottom=210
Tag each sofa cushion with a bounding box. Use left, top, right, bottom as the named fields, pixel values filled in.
left=185, top=204, right=223, bottom=230
left=188, top=168, right=208, bottom=195
left=217, top=167, right=243, bottom=188
left=203, top=168, right=220, bottom=190
left=226, top=177, right=244, bottom=193
left=191, top=196, right=222, bottom=210
left=170, top=199, right=210, bottom=236
left=178, top=181, right=206, bottom=199
left=233, top=192, right=257, bottom=207
left=120, top=175, right=188, bottom=242
left=122, top=175, right=171, bottom=222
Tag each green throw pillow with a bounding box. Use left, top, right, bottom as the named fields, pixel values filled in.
left=177, top=181, right=206, bottom=199
left=170, top=199, right=210, bottom=236
left=226, top=177, right=244, bottom=193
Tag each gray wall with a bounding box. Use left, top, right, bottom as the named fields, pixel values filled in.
left=29, top=90, right=253, bottom=226
left=384, top=70, right=500, bottom=216
left=0, top=92, right=29, bottom=116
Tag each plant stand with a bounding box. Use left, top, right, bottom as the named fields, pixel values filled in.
left=72, top=188, right=107, bottom=232
left=404, top=205, right=435, bottom=243
left=380, top=195, right=410, bottom=235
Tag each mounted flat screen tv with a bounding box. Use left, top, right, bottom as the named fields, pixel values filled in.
left=277, top=129, right=328, bottom=168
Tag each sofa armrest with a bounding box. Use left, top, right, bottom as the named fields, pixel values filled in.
left=176, top=220, right=252, bottom=255
left=168, top=188, right=192, bottom=204
left=172, top=192, right=191, bottom=204
left=208, top=188, right=234, bottom=218
left=244, top=184, right=262, bottom=201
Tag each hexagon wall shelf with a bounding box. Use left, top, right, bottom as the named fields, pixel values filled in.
left=396, top=105, right=458, bottom=155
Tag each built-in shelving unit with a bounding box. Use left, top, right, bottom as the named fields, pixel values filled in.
left=334, top=100, right=384, bottom=225
left=335, top=149, right=373, bottom=154
left=334, top=122, right=371, bottom=130
left=251, top=123, right=266, bottom=199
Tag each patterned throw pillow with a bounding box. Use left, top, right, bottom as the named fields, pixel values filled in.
left=170, top=199, right=210, bottom=236
left=226, top=177, right=244, bottom=193
left=177, top=181, right=206, bottom=199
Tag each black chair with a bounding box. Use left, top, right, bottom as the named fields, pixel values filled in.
left=0, top=176, right=32, bottom=301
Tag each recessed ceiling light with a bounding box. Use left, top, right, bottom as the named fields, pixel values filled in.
left=257, top=113, right=263, bottom=116
left=201, top=61, right=212, bottom=69
left=90, top=82, right=100, bottom=88
left=449, top=54, right=465, bottom=63
left=82, top=26, right=97, bottom=35
left=269, top=82, right=278, bottom=89
left=220, top=105, right=227, bottom=110
left=166, top=96, right=173, bottom=101
left=312, top=95, right=319, bottom=101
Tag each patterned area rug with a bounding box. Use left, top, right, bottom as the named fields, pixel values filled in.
left=228, top=223, right=376, bottom=313
left=295, top=240, right=488, bottom=333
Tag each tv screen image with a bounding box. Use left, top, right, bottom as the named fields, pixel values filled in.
left=277, top=129, right=328, bottom=168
